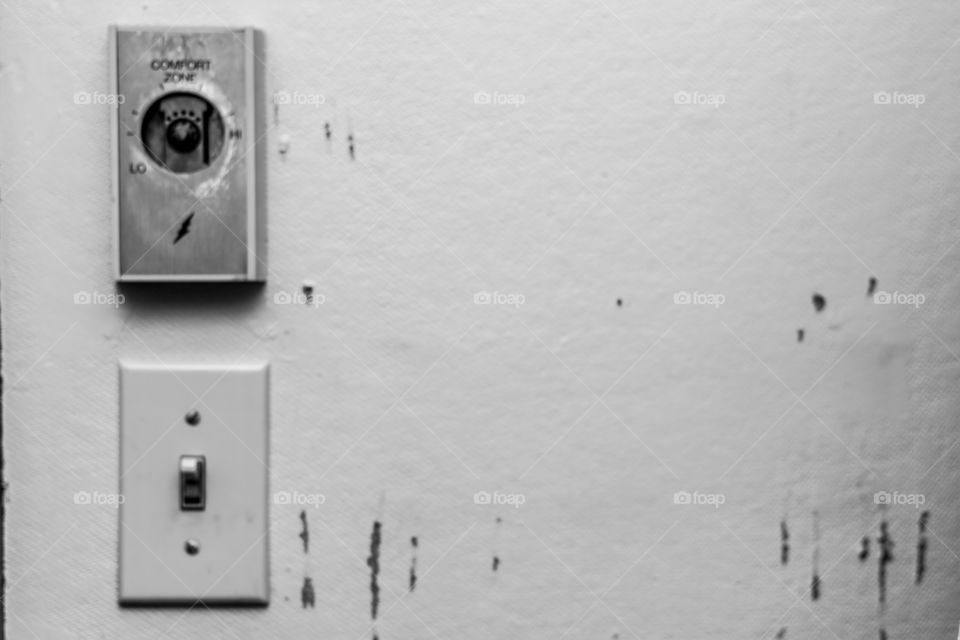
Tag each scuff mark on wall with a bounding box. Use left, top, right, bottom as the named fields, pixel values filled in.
left=492, top=516, right=502, bottom=572
left=811, top=511, right=821, bottom=601
left=812, top=293, right=826, bottom=313
left=367, top=520, right=382, bottom=619
left=878, top=519, right=894, bottom=607
left=301, top=280, right=316, bottom=305
left=780, top=520, right=790, bottom=566
left=408, top=536, right=418, bottom=592
left=916, top=511, right=929, bottom=584
left=859, top=535, right=870, bottom=562
left=299, top=509, right=309, bottom=554
left=301, top=576, right=315, bottom=608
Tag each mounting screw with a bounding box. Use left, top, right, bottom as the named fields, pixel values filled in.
left=185, top=539, right=201, bottom=555
left=185, top=410, right=201, bottom=426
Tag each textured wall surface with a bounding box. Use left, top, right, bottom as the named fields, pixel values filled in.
left=3, top=1, right=960, bottom=638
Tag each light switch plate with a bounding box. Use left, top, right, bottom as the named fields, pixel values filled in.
left=119, top=362, right=269, bottom=605
left=109, top=26, right=265, bottom=282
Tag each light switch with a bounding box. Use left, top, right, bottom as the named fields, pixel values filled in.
left=119, top=363, right=269, bottom=605
left=179, top=454, right=206, bottom=511
left=109, top=26, right=265, bottom=282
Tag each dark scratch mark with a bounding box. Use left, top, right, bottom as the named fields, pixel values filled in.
left=868, top=277, right=878, bottom=297
left=916, top=510, right=929, bottom=584
left=409, top=536, right=419, bottom=592
left=797, top=329, right=804, bottom=343
left=301, top=576, right=315, bottom=608
left=812, top=293, right=826, bottom=313
left=325, top=122, right=332, bottom=141
left=366, top=521, right=381, bottom=619
left=299, top=510, right=309, bottom=554
left=780, top=520, right=790, bottom=565
left=811, top=510, right=821, bottom=601
left=492, top=516, right=502, bottom=572
left=859, top=536, right=870, bottom=562
left=878, top=520, right=894, bottom=607
left=173, top=212, right=194, bottom=244
left=302, top=282, right=315, bottom=305
left=348, top=134, right=355, bottom=160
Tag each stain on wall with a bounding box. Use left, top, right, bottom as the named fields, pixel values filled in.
left=367, top=520, right=381, bottom=620
left=301, top=576, right=315, bottom=609
left=299, top=510, right=309, bottom=554
left=915, top=511, right=929, bottom=585
left=878, top=520, right=894, bottom=608
left=408, top=535, right=418, bottom=592
left=811, top=293, right=826, bottom=313
left=780, top=519, right=790, bottom=566
left=811, top=511, right=821, bottom=602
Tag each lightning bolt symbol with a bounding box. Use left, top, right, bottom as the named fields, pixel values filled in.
left=173, top=211, right=195, bottom=244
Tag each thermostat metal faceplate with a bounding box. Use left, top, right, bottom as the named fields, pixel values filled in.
left=110, top=26, right=264, bottom=281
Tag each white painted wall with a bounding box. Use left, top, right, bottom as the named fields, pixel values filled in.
left=3, top=0, right=960, bottom=637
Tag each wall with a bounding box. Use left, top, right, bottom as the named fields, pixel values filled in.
left=3, top=0, right=960, bottom=637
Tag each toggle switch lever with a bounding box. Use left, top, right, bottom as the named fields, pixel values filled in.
left=179, top=455, right=206, bottom=511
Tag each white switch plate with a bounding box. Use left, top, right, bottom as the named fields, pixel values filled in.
left=119, top=362, right=269, bottom=605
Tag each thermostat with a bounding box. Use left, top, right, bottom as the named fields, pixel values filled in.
left=109, top=26, right=265, bottom=281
